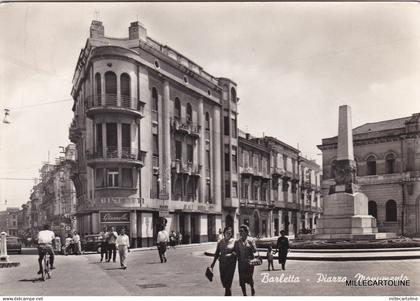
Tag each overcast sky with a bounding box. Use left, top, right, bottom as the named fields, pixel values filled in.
left=1, top=2, right=420, bottom=210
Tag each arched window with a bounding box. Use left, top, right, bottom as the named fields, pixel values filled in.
left=152, top=88, right=158, bottom=111
left=205, top=112, right=210, bottom=130
left=231, top=87, right=237, bottom=102
left=367, top=155, right=377, bottom=175
left=186, top=103, right=192, bottom=122
left=368, top=201, right=377, bottom=219
left=95, top=73, right=101, bottom=96
left=120, top=73, right=131, bottom=98
left=385, top=154, right=396, bottom=174
left=104, top=71, right=117, bottom=95
left=386, top=200, right=397, bottom=222
left=174, top=98, right=181, bottom=120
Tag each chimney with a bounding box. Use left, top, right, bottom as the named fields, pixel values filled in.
left=129, top=21, right=147, bottom=41
left=90, top=20, right=104, bottom=38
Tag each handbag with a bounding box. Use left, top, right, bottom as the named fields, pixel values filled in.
left=249, top=251, right=262, bottom=266
left=205, top=267, right=214, bottom=282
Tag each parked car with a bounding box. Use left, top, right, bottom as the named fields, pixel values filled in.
left=6, top=236, right=22, bottom=254
left=82, top=234, right=103, bottom=253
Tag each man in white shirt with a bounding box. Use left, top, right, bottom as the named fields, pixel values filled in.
left=157, top=225, right=169, bottom=263
left=72, top=232, right=81, bottom=255
left=37, top=224, right=56, bottom=274
left=116, top=228, right=130, bottom=269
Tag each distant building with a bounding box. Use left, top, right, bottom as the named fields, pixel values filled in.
left=318, top=113, right=420, bottom=235
left=238, top=131, right=323, bottom=237
left=0, top=207, right=20, bottom=236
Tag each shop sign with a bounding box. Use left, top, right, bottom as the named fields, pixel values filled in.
left=100, top=211, right=130, bottom=223
left=159, top=205, right=169, bottom=217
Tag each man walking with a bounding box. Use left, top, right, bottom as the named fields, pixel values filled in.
left=99, top=226, right=109, bottom=262
left=116, top=228, right=130, bottom=269
left=107, top=226, right=118, bottom=262
left=276, top=230, right=290, bottom=270
left=72, top=231, right=81, bottom=255
left=157, top=225, right=169, bottom=263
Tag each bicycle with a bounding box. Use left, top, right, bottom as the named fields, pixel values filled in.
left=39, top=247, right=52, bottom=281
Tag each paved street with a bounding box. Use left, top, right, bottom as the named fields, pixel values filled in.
left=1, top=245, right=420, bottom=296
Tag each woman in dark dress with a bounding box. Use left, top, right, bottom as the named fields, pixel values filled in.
left=211, top=226, right=236, bottom=296
left=276, top=230, right=290, bottom=270
left=234, top=224, right=257, bottom=296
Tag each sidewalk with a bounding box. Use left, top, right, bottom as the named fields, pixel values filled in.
left=130, top=241, right=216, bottom=253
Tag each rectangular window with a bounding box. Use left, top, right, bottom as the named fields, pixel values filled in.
left=231, top=117, right=237, bottom=138
left=206, top=182, right=211, bottom=203
left=187, top=143, right=193, bottom=162
left=242, top=183, right=249, bottom=199
left=95, top=168, right=105, bottom=188
left=122, top=168, right=133, bottom=188
left=106, top=123, right=117, bottom=147
left=225, top=181, right=231, bottom=198
left=151, top=174, right=159, bottom=198
left=153, top=134, right=159, bottom=156
left=96, top=124, right=103, bottom=153
left=107, top=168, right=119, bottom=187
left=232, top=146, right=237, bottom=173
left=283, top=155, right=287, bottom=170
left=224, top=147, right=230, bottom=172
left=175, top=140, right=182, bottom=160
left=224, top=116, right=230, bottom=136
left=122, top=124, right=130, bottom=148
left=232, top=181, right=238, bottom=198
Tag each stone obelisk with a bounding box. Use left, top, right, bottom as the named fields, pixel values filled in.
left=315, top=105, right=383, bottom=240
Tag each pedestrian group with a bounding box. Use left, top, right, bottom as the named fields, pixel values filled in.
left=210, top=226, right=290, bottom=296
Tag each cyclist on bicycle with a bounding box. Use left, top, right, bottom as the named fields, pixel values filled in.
left=37, top=224, right=56, bottom=274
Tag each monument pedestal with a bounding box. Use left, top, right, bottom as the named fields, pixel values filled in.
left=315, top=192, right=396, bottom=240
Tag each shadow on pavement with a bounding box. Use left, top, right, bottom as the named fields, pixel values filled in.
left=104, top=267, right=124, bottom=270
left=145, top=262, right=162, bottom=265
left=19, top=277, right=45, bottom=283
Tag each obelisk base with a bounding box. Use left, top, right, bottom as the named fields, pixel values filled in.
left=314, top=192, right=396, bottom=240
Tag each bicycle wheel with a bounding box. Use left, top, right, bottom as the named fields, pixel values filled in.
left=45, top=257, right=51, bottom=279
left=41, top=257, right=47, bottom=281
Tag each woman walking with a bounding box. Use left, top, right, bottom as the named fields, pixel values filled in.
left=210, top=226, right=237, bottom=296
left=276, top=230, right=290, bottom=270
left=234, top=224, right=257, bottom=296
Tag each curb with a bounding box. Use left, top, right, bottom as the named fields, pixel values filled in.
left=131, top=241, right=216, bottom=253
left=204, top=250, right=420, bottom=261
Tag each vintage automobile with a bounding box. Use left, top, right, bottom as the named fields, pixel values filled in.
left=6, top=236, right=22, bottom=254
left=82, top=234, right=103, bottom=253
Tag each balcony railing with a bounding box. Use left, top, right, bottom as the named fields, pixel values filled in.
left=85, top=94, right=145, bottom=117
left=171, top=160, right=201, bottom=176
left=86, top=147, right=146, bottom=165
left=240, top=165, right=254, bottom=176
left=171, top=118, right=201, bottom=138
left=271, top=166, right=285, bottom=176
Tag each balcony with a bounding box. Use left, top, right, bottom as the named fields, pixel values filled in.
left=261, top=167, right=271, bottom=179
left=239, top=165, right=254, bottom=176
left=86, top=147, right=146, bottom=167
left=85, top=94, right=145, bottom=119
left=271, top=167, right=284, bottom=177
left=171, top=118, right=201, bottom=138
left=171, top=160, right=201, bottom=176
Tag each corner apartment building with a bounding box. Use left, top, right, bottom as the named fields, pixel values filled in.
left=69, top=20, right=239, bottom=246
left=318, top=113, right=420, bottom=235
left=238, top=131, right=322, bottom=237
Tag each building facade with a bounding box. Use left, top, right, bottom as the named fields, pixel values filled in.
left=238, top=132, right=322, bottom=238
left=69, top=20, right=240, bottom=247
left=318, top=113, right=420, bottom=235
left=0, top=207, right=19, bottom=236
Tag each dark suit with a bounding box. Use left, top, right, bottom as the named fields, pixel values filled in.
left=276, top=236, right=289, bottom=270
